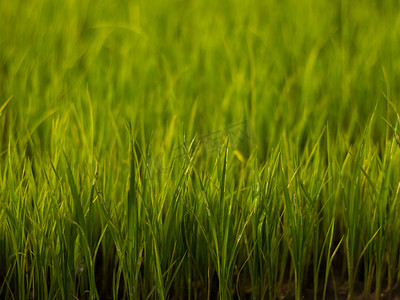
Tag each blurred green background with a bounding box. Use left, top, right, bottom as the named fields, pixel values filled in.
left=1, top=0, right=399, bottom=160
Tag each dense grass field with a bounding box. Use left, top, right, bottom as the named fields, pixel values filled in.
left=1, top=0, right=400, bottom=299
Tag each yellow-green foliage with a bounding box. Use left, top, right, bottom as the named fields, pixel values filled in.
left=1, top=0, right=400, bottom=299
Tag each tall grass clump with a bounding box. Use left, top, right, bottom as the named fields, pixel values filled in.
left=1, top=0, right=400, bottom=299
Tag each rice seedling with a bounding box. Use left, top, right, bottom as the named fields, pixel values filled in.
left=1, top=0, right=400, bottom=299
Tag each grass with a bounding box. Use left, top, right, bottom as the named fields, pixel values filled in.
left=1, top=0, right=400, bottom=299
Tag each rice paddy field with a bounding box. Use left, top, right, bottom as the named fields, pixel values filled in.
left=1, top=0, right=400, bottom=299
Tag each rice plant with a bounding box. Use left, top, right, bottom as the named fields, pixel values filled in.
left=1, top=0, right=400, bottom=299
